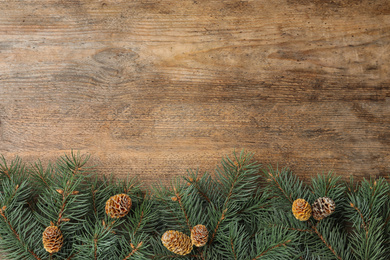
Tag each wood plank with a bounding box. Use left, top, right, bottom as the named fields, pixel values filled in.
left=0, top=0, right=389, bottom=187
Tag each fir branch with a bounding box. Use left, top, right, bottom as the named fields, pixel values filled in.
left=93, top=233, right=98, bottom=260
left=230, top=237, right=237, bottom=260
left=0, top=208, right=19, bottom=240
left=133, top=209, right=144, bottom=236
left=185, top=169, right=221, bottom=211
left=264, top=166, right=310, bottom=207
left=160, top=198, right=186, bottom=231
left=0, top=151, right=389, bottom=259
left=123, top=241, right=143, bottom=260
left=56, top=190, right=68, bottom=226
left=267, top=171, right=293, bottom=204
left=30, top=160, right=53, bottom=191
left=92, top=186, right=97, bottom=215
left=0, top=156, right=27, bottom=185
left=350, top=202, right=368, bottom=234
left=66, top=253, right=77, bottom=260
left=208, top=208, right=227, bottom=245
left=150, top=254, right=200, bottom=259
left=311, top=224, right=342, bottom=260
left=209, top=165, right=241, bottom=245
left=192, top=179, right=211, bottom=204
left=0, top=156, right=14, bottom=180
left=37, top=171, right=50, bottom=188
left=252, top=240, right=291, bottom=259
left=0, top=208, right=41, bottom=260
left=56, top=150, right=93, bottom=176
left=173, top=186, right=191, bottom=231
left=3, top=184, right=19, bottom=208
left=269, top=223, right=313, bottom=234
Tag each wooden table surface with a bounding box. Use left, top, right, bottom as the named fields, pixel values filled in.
left=0, top=0, right=389, bottom=185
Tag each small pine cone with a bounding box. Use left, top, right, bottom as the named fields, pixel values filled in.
left=292, top=198, right=312, bottom=221
left=312, top=197, right=336, bottom=221
left=105, top=193, right=132, bottom=218
left=191, top=224, right=208, bottom=247
left=161, top=230, right=193, bottom=255
left=42, top=224, right=63, bottom=253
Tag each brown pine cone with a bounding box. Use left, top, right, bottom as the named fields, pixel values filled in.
left=161, top=230, right=193, bottom=255
left=105, top=193, right=132, bottom=218
left=42, top=224, right=63, bottom=253
left=292, top=198, right=312, bottom=221
left=191, top=224, right=208, bottom=247
left=312, top=197, right=336, bottom=221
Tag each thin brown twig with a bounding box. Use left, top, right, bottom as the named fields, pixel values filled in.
left=94, top=234, right=98, bottom=260
left=325, top=177, right=330, bottom=197
left=151, top=254, right=200, bottom=259
left=57, top=192, right=67, bottom=226
left=123, top=242, right=143, bottom=260
left=193, top=181, right=212, bottom=203
left=92, top=186, right=97, bottom=214
left=268, top=224, right=312, bottom=234
left=209, top=209, right=226, bottom=245
left=133, top=210, right=144, bottom=235
left=174, top=187, right=192, bottom=231
left=0, top=209, right=41, bottom=260
left=124, top=183, right=135, bottom=194
left=209, top=165, right=242, bottom=245
left=38, top=170, right=50, bottom=188
left=350, top=203, right=368, bottom=234
left=7, top=185, right=19, bottom=205
left=0, top=210, right=19, bottom=240
left=268, top=172, right=293, bottom=204
left=252, top=240, right=291, bottom=259
left=231, top=237, right=237, bottom=260
left=370, top=181, right=377, bottom=211
left=161, top=199, right=186, bottom=231
left=1, top=168, right=11, bottom=179
left=200, top=250, right=205, bottom=260
left=311, top=224, right=342, bottom=260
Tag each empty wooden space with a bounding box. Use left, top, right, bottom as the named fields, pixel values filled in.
left=0, top=0, right=389, bottom=185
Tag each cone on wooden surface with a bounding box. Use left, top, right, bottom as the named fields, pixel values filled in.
left=105, top=193, right=132, bottom=218
left=42, top=222, right=63, bottom=253
left=191, top=224, right=208, bottom=247
left=292, top=198, right=312, bottom=221
left=312, top=197, right=336, bottom=221
left=161, top=230, right=193, bottom=255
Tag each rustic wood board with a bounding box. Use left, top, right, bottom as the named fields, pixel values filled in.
left=0, top=0, right=389, bottom=186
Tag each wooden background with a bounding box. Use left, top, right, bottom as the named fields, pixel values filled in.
left=0, top=0, right=389, bottom=185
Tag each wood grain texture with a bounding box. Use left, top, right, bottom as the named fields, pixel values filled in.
left=0, top=0, right=389, bottom=185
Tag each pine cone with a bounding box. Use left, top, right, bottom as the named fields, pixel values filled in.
left=292, top=198, right=312, bottom=221
left=105, top=193, right=132, bottom=218
left=312, top=197, right=335, bottom=221
left=161, top=230, right=193, bottom=255
left=191, top=224, right=208, bottom=247
left=42, top=224, right=63, bottom=253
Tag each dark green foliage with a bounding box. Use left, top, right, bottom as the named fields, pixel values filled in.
left=0, top=179, right=44, bottom=260
left=0, top=150, right=389, bottom=260
left=345, top=177, right=390, bottom=260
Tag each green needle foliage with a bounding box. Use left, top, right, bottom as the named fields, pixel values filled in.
left=0, top=150, right=388, bottom=260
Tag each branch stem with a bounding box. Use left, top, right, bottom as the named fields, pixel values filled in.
left=252, top=240, right=291, bottom=259
left=123, top=242, right=143, bottom=260
left=0, top=209, right=41, bottom=260
left=174, top=187, right=192, bottom=231
left=312, top=224, right=342, bottom=260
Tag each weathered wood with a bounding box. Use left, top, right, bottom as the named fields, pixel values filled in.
left=0, top=0, right=389, bottom=186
